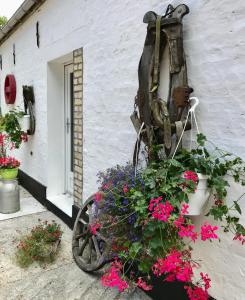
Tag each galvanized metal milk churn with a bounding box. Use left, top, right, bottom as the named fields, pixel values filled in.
left=0, top=179, right=20, bottom=214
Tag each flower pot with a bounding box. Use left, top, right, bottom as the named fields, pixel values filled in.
left=0, top=168, right=18, bottom=180
left=185, top=173, right=211, bottom=216
left=18, top=114, right=30, bottom=132
left=0, top=179, right=20, bottom=213
left=145, top=277, right=189, bottom=300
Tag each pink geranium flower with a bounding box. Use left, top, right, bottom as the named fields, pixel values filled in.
left=89, top=223, right=101, bottom=235
left=152, top=250, right=194, bottom=283
left=178, top=224, right=198, bottom=242
left=136, top=277, right=153, bottom=291
left=185, top=285, right=209, bottom=300
left=200, top=222, right=218, bottom=241
left=101, top=265, right=128, bottom=292
left=200, top=272, right=211, bottom=291
left=181, top=203, right=189, bottom=215
left=233, top=232, right=245, bottom=245
left=174, top=214, right=185, bottom=228
left=94, top=192, right=103, bottom=202
left=183, top=171, right=198, bottom=183
left=149, top=198, right=174, bottom=223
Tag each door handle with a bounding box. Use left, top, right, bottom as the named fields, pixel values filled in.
left=66, top=118, right=71, bottom=134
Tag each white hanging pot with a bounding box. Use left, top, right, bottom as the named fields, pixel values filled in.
left=18, top=115, right=30, bottom=132
left=185, top=173, right=211, bottom=216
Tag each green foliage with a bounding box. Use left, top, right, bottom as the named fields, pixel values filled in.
left=0, top=109, right=26, bottom=148
left=0, top=16, right=7, bottom=28
left=96, top=134, right=245, bottom=279
left=15, top=220, right=62, bottom=268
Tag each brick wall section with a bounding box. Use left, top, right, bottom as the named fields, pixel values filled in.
left=73, top=48, right=83, bottom=205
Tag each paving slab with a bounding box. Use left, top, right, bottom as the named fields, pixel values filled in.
left=0, top=210, right=150, bottom=300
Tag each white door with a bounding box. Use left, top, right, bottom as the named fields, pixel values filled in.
left=64, top=64, right=74, bottom=194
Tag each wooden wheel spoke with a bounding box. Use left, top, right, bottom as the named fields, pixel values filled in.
left=92, top=236, right=102, bottom=258
left=72, top=195, right=109, bottom=272
left=75, top=229, right=89, bottom=240
left=95, top=231, right=110, bottom=243
left=79, top=212, right=89, bottom=224
left=78, top=236, right=89, bottom=256
left=88, top=238, right=93, bottom=263
left=88, top=204, right=93, bottom=224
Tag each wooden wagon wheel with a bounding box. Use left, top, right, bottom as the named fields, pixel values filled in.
left=72, top=195, right=111, bottom=272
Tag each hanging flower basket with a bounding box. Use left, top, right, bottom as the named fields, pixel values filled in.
left=185, top=173, right=211, bottom=216
left=18, top=114, right=31, bottom=132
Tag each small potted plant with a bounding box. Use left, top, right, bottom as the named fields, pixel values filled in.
left=0, top=156, right=20, bottom=180
left=16, top=220, right=63, bottom=268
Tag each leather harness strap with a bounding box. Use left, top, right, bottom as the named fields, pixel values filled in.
left=153, top=16, right=162, bottom=87
left=132, top=4, right=193, bottom=165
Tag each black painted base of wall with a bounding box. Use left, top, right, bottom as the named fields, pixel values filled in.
left=18, top=170, right=80, bottom=229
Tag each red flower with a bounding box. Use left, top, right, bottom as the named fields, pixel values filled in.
left=123, top=184, right=128, bottom=193
left=0, top=156, right=20, bottom=169
left=21, top=133, right=28, bottom=142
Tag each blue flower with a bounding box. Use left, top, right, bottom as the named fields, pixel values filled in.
left=128, top=213, right=137, bottom=225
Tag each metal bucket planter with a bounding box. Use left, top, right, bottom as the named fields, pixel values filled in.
left=0, top=179, right=20, bottom=214
left=185, top=173, right=211, bottom=216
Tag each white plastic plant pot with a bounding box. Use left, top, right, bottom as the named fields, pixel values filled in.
left=185, top=173, right=211, bottom=216
left=18, top=115, right=30, bottom=132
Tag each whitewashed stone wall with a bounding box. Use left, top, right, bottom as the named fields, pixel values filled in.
left=0, top=0, right=244, bottom=299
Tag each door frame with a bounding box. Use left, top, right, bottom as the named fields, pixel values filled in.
left=64, top=63, right=74, bottom=195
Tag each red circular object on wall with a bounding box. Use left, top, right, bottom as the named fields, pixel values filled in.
left=4, top=75, right=16, bottom=104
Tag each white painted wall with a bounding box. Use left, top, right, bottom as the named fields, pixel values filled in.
left=0, top=0, right=245, bottom=299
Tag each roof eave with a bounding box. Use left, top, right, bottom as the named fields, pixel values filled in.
left=0, top=0, right=46, bottom=46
